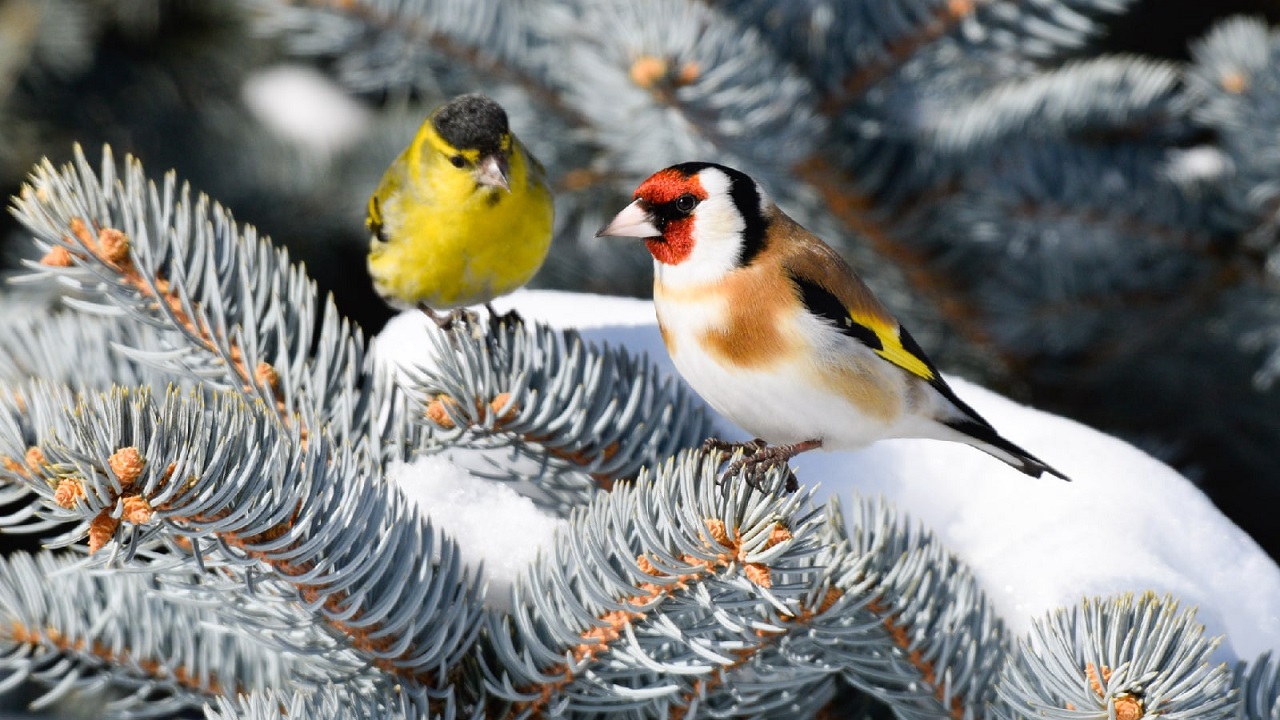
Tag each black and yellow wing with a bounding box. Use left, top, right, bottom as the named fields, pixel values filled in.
left=782, top=261, right=998, bottom=435
left=766, top=213, right=1069, bottom=481
left=788, top=271, right=937, bottom=381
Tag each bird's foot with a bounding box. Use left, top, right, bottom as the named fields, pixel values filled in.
left=701, top=437, right=768, bottom=458
left=701, top=437, right=786, bottom=490
left=420, top=306, right=455, bottom=330
left=724, top=453, right=799, bottom=494
left=420, top=306, right=479, bottom=332
left=485, top=303, right=523, bottom=328
left=718, top=439, right=821, bottom=494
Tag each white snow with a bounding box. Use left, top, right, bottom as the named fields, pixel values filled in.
left=386, top=455, right=565, bottom=613
left=241, top=65, right=373, bottom=157
left=377, top=289, right=1280, bottom=661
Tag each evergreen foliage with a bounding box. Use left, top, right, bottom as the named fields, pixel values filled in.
left=0, top=1, right=1279, bottom=718
left=0, top=139, right=1270, bottom=719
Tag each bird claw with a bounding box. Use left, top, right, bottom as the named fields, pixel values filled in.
left=419, top=306, right=480, bottom=332
left=700, top=437, right=798, bottom=494
left=700, top=437, right=767, bottom=457
left=722, top=451, right=799, bottom=494
left=485, top=303, right=523, bottom=329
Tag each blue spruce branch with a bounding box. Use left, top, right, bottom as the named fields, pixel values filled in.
left=995, top=593, right=1236, bottom=720
left=406, top=318, right=712, bottom=497
left=1233, top=651, right=1280, bottom=720
left=9, top=144, right=375, bottom=450
left=0, top=378, right=484, bottom=714
left=820, top=496, right=1010, bottom=719
left=202, top=684, right=419, bottom=720
left=0, top=551, right=323, bottom=717
left=480, top=450, right=831, bottom=717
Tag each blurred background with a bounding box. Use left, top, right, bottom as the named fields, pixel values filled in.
left=3, top=0, right=1280, bottom=567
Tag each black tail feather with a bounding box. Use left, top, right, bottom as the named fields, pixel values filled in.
left=944, top=418, right=1071, bottom=482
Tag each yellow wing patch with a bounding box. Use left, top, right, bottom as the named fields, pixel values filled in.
left=786, top=268, right=938, bottom=382
left=854, top=313, right=935, bottom=381
left=873, top=337, right=935, bottom=380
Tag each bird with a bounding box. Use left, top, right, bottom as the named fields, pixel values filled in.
left=365, top=93, right=555, bottom=328
left=597, top=161, right=1069, bottom=486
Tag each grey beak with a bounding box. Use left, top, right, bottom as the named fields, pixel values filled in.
left=475, top=153, right=510, bottom=191
left=596, top=200, right=660, bottom=238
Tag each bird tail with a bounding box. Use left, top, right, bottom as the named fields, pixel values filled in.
left=943, top=418, right=1071, bottom=481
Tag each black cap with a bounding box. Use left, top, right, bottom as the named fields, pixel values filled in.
left=431, top=93, right=510, bottom=156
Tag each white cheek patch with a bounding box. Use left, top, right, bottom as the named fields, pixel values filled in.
left=657, top=168, right=748, bottom=289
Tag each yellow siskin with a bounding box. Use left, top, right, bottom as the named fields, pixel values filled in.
left=366, top=93, right=555, bottom=327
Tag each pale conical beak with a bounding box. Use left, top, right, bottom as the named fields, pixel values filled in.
left=596, top=200, right=660, bottom=238
left=475, top=153, right=510, bottom=191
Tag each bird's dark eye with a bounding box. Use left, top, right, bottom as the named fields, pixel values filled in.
left=449, top=155, right=466, bottom=169
left=674, top=194, right=697, bottom=214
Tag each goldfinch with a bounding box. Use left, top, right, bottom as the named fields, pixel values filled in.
left=598, top=162, right=1069, bottom=483
left=366, top=93, right=554, bottom=327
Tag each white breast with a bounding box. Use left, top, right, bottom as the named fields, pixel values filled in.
left=654, top=278, right=917, bottom=450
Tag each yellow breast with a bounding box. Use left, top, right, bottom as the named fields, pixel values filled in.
left=368, top=142, right=554, bottom=310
